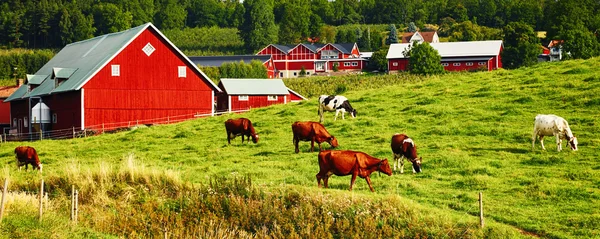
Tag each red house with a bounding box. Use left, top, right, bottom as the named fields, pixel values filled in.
left=387, top=40, right=503, bottom=72
left=5, top=23, right=221, bottom=137
left=188, top=55, right=276, bottom=79
left=0, top=79, right=23, bottom=134
left=216, top=78, right=306, bottom=113
left=256, top=43, right=364, bottom=78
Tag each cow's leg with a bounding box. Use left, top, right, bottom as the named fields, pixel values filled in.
left=294, top=137, right=300, bottom=153
left=316, top=174, right=322, bottom=188
left=555, top=134, right=562, bottom=152
left=532, top=131, right=537, bottom=150
left=334, top=110, right=339, bottom=121
left=539, top=135, right=546, bottom=150
left=341, top=111, right=345, bottom=120
left=365, top=176, right=375, bottom=192
left=349, top=172, right=358, bottom=191
left=399, top=156, right=405, bottom=174
left=319, top=105, right=324, bottom=123
left=324, top=175, right=330, bottom=188
left=227, top=131, right=231, bottom=144
left=310, top=139, right=315, bottom=152
left=318, top=142, right=323, bottom=151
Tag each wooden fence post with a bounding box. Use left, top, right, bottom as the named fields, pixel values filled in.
left=0, top=178, right=8, bottom=223
left=102, top=123, right=105, bottom=134
left=71, top=185, right=75, bottom=221
left=39, top=179, right=44, bottom=222
left=74, top=190, right=78, bottom=224
left=39, top=130, right=43, bottom=141
left=72, top=127, right=75, bottom=139
left=479, top=192, right=484, bottom=228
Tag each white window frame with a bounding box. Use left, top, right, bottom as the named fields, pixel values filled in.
left=344, top=62, right=351, bottom=67
left=111, top=65, right=120, bottom=76
left=293, top=72, right=297, bottom=76
left=392, top=62, right=398, bottom=66
left=442, top=63, right=449, bottom=66
left=352, top=62, right=358, bottom=66
left=52, top=113, right=57, bottom=123
left=453, top=63, right=461, bottom=66
left=238, top=95, right=249, bottom=101
left=279, top=72, right=283, bottom=77
left=466, top=62, right=473, bottom=66
left=142, top=43, right=155, bottom=56
left=178, top=66, right=186, bottom=78
left=478, top=62, right=486, bottom=66
left=24, top=117, right=28, bottom=127
left=268, top=95, right=278, bottom=101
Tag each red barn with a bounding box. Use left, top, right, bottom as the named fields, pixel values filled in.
left=256, top=43, right=364, bottom=78
left=387, top=40, right=503, bottom=72
left=216, top=78, right=306, bottom=113
left=188, top=55, right=276, bottom=79
left=5, top=23, right=221, bottom=137
left=0, top=79, right=23, bottom=134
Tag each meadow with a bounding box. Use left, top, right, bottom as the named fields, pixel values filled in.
left=1, top=58, right=599, bottom=238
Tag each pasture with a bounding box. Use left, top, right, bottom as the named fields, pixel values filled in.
left=1, top=58, right=600, bottom=238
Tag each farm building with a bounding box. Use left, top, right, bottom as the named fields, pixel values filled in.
left=387, top=40, right=503, bottom=72
left=0, top=79, right=23, bottom=134
left=401, top=31, right=440, bottom=44
left=256, top=43, right=364, bottom=78
left=188, top=55, right=276, bottom=79
left=5, top=22, right=221, bottom=138
left=216, top=78, right=306, bottom=113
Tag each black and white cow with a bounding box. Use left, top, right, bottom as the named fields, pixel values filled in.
left=318, top=95, right=357, bottom=123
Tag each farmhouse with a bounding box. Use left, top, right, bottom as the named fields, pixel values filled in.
left=256, top=43, right=364, bottom=78
left=216, top=78, right=306, bottom=113
left=401, top=31, right=440, bottom=44
left=5, top=23, right=221, bottom=137
left=189, top=55, right=276, bottom=79
left=387, top=40, right=503, bottom=72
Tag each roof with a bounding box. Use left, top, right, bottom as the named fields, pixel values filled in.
left=360, top=52, right=373, bottom=58
left=387, top=40, right=503, bottom=59
left=271, top=44, right=295, bottom=53
left=6, top=22, right=220, bottom=102
left=189, top=55, right=271, bottom=67
left=332, top=43, right=356, bottom=54
left=219, top=79, right=289, bottom=95
left=287, top=87, right=307, bottom=100
left=0, top=85, right=20, bottom=98
left=548, top=40, right=564, bottom=48
left=401, top=31, right=438, bottom=43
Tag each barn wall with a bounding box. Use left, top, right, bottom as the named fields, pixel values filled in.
left=388, top=59, right=409, bottom=71
left=82, top=28, right=214, bottom=130
left=257, top=45, right=287, bottom=60
left=45, top=91, right=82, bottom=131
left=230, top=95, right=286, bottom=111
left=289, top=92, right=303, bottom=101
left=331, top=60, right=362, bottom=71
left=265, top=59, right=275, bottom=78
left=0, top=99, right=10, bottom=124
left=288, top=45, right=316, bottom=60
left=9, top=100, right=28, bottom=134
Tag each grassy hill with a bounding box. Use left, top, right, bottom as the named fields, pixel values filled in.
left=1, top=58, right=600, bottom=238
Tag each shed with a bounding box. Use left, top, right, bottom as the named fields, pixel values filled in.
left=216, top=78, right=305, bottom=113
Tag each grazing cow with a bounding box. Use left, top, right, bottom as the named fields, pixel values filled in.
left=316, top=150, right=392, bottom=192
left=391, top=133, right=422, bottom=174
left=532, top=114, right=578, bottom=152
left=318, top=95, right=357, bottom=122
left=14, top=146, right=42, bottom=172
left=292, top=121, right=339, bottom=153
left=225, top=118, right=259, bottom=144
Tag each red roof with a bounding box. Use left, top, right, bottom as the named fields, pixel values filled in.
left=401, top=32, right=437, bottom=43
left=548, top=40, right=564, bottom=48
left=0, top=83, right=21, bottom=98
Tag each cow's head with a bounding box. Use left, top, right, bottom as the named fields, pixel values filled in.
left=378, top=159, right=393, bottom=176
left=351, top=109, right=357, bottom=118
left=252, top=134, right=259, bottom=143
left=569, top=136, right=578, bottom=151
left=328, top=136, right=339, bottom=148
left=410, top=157, right=422, bottom=173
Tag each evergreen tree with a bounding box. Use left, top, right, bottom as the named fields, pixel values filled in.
left=59, top=8, right=74, bottom=45
left=406, top=42, right=444, bottom=75
left=369, top=47, right=388, bottom=71
left=385, top=24, right=398, bottom=45
left=239, top=0, right=278, bottom=53
left=408, top=22, right=418, bottom=32
left=357, top=28, right=371, bottom=51
left=370, top=30, right=383, bottom=51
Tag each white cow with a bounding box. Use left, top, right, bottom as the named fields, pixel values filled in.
left=318, top=95, right=357, bottom=123
left=532, top=114, right=578, bottom=152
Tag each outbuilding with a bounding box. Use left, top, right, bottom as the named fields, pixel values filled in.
left=216, top=78, right=306, bottom=113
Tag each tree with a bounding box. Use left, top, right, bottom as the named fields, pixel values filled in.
left=562, top=27, right=600, bottom=59
left=154, top=0, right=186, bottom=30
left=299, top=66, right=306, bottom=76
left=369, top=47, right=388, bottom=71
left=358, top=28, right=371, bottom=51
left=501, top=22, right=539, bottom=69
left=278, top=0, right=311, bottom=44
left=92, top=3, right=133, bottom=34
left=385, top=24, right=398, bottom=45
left=370, top=30, right=383, bottom=51
left=239, top=0, right=278, bottom=53
left=407, top=22, right=418, bottom=32
left=406, top=42, right=444, bottom=75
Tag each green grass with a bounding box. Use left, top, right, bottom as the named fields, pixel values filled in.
left=2, top=58, right=600, bottom=238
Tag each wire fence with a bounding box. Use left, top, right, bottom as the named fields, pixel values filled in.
left=1, top=109, right=250, bottom=142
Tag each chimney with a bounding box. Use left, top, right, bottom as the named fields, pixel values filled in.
left=17, top=78, right=24, bottom=87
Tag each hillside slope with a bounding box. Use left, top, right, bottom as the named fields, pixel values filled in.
left=2, top=58, right=599, bottom=238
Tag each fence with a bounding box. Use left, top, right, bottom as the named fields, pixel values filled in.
left=1, top=109, right=250, bottom=142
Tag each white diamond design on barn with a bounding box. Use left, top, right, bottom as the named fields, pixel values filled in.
left=142, top=43, right=155, bottom=56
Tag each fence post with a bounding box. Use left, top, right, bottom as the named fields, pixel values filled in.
left=167, top=116, right=170, bottom=124
left=102, top=123, right=104, bottom=134
left=39, top=179, right=44, bottom=222
left=72, top=127, right=75, bottom=139
left=479, top=192, right=484, bottom=228
left=39, top=130, right=43, bottom=141
left=0, top=178, right=8, bottom=223
left=71, top=185, right=75, bottom=221
left=74, top=190, right=78, bottom=224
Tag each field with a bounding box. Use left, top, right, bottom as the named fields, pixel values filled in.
left=1, top=58, right=600, bottom=238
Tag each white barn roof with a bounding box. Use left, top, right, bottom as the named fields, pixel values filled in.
left=387, top=40, right=503, bottom=59
left=220, top=79, right=289, bottom=95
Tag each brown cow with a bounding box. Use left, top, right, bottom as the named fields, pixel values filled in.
left=14, top=146, right=43, bottom=172
left=225, top=118, right=259, bottom=144
left=391, top=133, right=422, bottom=174
left=316, top=150, right=392, bottom=192
left=292, top=121, right=339, bottom=153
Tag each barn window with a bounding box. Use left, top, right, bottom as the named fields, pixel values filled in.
left=142, top=43, right=155, bottom=56
left=306, top=72, right=310, bottom=75
left=344, top=62, right=351, bottom=67
left=478, top=62, right=486, bottom=66
left=293, top=72, right=297, bottom=76
left=111, top=65, right=120, bottom=76
left=321, top=50, right=339, bottom=59
left=178, top=66, right=186, bottom=78
left=392, top=62, right=398, bottom=66
left=453, top=63, right=461, bottom=66
left=239, top=95, right=248, bottom=101
left=441, top=63, right=449, bottom=66
left=352, top=62, right=358, bottom=66
left=13, top=118, right=17, bottom=127
left=24, top=117, right=28, bottom=127
left=279, top=72, right=283, bottom=77
left=466, top=62, right=473, bottom=66
left=268, top=95, right=278, bottom=101
left=52, top=113, right=57, bottom=123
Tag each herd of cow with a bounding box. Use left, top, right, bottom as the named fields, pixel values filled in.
left=13, top=95, right=578, bottom=193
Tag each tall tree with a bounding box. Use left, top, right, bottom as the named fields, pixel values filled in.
left=562, top=26, right=600, bottom=59
left=239, top=0, right=278, bottom=53
left=278, top=0, right=311, bottom=44
left=358, top=28, right=371, bottom=51
left=154, top=0, right=186, bottom=30
left=407, top=22, right=417, bottom=33
left=92, top=3, right=133, bottom=34
left=501, top=22, right=539, bottom=69
left=386, top=24, right=398, bottom=45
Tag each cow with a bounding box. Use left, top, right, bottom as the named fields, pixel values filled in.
left=292, top=121, right=338, bottom=153
left=14, top=146, right=43, bottom=172
left=318, top=95, right=357, bottom=123
left=391, top=133, right=422, bottom=174
left=532, top=114, right=578, bottom=152
left=225, top=118, right=259, bottom=144
left=316, top=150, right=392, bottom=192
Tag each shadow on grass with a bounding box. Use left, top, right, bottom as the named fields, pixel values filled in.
left=467, top=147, right=530, bottom=154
